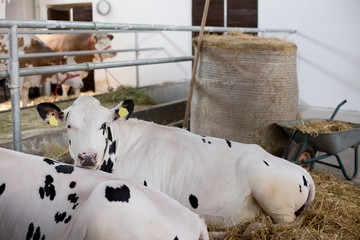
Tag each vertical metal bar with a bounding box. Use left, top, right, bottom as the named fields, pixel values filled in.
left=8, top=24, right=22, bottom=151
left=135, top=31, right=140, bottom=88
left=70, top=8, right=74, bottom=21
left=224, top=0, right=227, bottom=28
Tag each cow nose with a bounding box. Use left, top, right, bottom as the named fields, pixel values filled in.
left=78, top=152, right=98, bottom=168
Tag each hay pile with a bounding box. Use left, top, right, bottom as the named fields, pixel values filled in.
left=291, top=120, right=353, bottom=136
left=209, top=173, right=360, bottom=240
left=193, top=32, right=297, bottom=51
left=96, top=86, right=157, bottom=108
left=191, top=32, right=298, bottom=156
left=41, top=143, right=73, bottom=164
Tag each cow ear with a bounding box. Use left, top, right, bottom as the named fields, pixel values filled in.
left=107, top=34, right=114, bottom=40
left=111, top=99, right=134, bottom=121
left=36, top=103, right=65, bottom=126
left=92, top=35, right=97, bottom=44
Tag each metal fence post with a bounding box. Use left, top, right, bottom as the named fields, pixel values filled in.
left=8, top=24, right=22, bottom=151
left=135, top=31, right=140, bottom=88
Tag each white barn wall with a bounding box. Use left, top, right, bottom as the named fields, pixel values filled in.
left=94, top=0, right=192, bottom=90
left=0, top=0, right=6, bottom=19
left=39, top=0, right=192, bottom=92
left=259, top=0, right=360, bottom=117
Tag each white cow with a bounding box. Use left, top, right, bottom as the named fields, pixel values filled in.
left=37, top=95, right=316, bottom=228
left=0, top=147, right=209, bottom=240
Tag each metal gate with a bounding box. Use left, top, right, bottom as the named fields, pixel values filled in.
left=0, top=19, right=295, bottom=151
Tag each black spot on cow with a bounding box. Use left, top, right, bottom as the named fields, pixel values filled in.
left=26, top=223, right=34, bottom=240
left=69, top=181, right=76, bottom=189
left=302, top=175, right=308, bottom=187
left=68, top=193, right=79, bottom=210
left=54, top=212, right=72, bottom=224
left=143, top=181, right=147, bottom=187
left=105, top=185, right=131, bottom=203
left=263, top=160, right=269, bottom=166
left=39, top=175, right=56, bottom=200
left=207, top=141, right=211, bottom=144
left=294, top=204, right=305, bottom=217
left=26, top=223, right=45, bottom=240
left=55, top=164, right=74, bottom=174
left=225, top=139, right=232, bottom=148
left=201, top=138, right=206, bottom=143
left=0, top=183, right=5, bottom=196
left=174, top=237, right=178, bottom=240
left=189, top=194, right=199, bottom=209
left=43, top=158, right=55, bottom=165
left=68, top=139, right=71, bottom=146
left=54, top=212, right=66, bottom=223
left=100, top=122, right=107, bottom=135
left=100, top=158, right=114, bottom=173
left=107, top=127, right=113, bottom=142
left=299, top=184, right=302, bottom=193
left=65, top=215, right=72, bottom=224
left=109, top=140, right=116, bottom=155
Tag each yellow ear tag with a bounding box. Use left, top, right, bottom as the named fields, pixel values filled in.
left=49, top=115, right=58, bottom=126
left=119, top=107, right=129, bottom=118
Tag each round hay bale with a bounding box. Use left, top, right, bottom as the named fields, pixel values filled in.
left=191, top=33, right=298, bottom=156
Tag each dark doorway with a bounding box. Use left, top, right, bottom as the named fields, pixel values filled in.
left=192, top=0, right=258, bottom=34
left=47, top=4, right=94, bottom=95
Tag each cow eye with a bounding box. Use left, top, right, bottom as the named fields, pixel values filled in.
left=67, top=125, right=71, bottom=129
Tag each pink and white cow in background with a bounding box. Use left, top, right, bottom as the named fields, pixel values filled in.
left=37, top=95, right=315, bottom=229
left=36, top=33, right=116, bottom=63
left=0, top=34, right=84, bottom=106
left=0, top=147, right=209, bottom=240
left=37, top=33, right=116, bottom=94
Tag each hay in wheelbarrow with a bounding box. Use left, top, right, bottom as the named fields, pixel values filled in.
left=208, top=173, right=360, bottom=240
left=291, top=120, right=353, bottom=136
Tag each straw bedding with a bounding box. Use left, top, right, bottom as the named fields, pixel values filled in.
left=209, top=173, right=360, bottom=240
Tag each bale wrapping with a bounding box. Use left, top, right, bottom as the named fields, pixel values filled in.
left=191, top=33, right=298, bottom=155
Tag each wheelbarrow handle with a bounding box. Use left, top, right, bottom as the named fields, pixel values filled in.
left=330, top=100, right=347, bottom=120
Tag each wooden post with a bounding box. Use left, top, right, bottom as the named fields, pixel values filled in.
left=183, top=0, right=211, bottom=130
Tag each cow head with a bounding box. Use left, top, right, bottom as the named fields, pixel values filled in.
left=91, top=34, right=116, bottom=60
left=37, top=96, right=134, bottom=172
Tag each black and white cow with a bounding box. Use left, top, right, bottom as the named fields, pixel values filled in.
left=0, top=147, right=209, bottom=240
left=37, top=95, right=316, bottom=228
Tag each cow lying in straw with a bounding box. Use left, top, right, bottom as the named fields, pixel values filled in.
left=37, top=95, right=315, bottom=229
left=0, top=147, right=208, bottom=240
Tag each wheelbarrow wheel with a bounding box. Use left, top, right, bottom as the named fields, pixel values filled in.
left=286, top=142, right=316, bottom=171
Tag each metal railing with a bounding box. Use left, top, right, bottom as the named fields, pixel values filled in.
left=0, top=19, right=296, bottom=152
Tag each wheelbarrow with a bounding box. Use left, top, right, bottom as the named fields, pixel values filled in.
left=277, top=100, right=360, bottom=180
